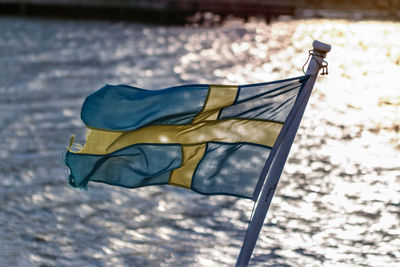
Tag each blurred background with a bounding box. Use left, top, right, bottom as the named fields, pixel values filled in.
left=0, top=0, right=399, bottom=266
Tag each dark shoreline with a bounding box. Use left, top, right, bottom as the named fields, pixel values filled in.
left=1, top=1, right=399, bottom=24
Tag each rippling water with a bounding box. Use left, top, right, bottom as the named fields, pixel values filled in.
left=0, top=16, right=399, bottom=266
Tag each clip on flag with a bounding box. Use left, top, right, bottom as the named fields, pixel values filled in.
left=64, top=40, right=330, bottom=265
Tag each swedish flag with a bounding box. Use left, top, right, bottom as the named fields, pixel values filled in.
left=65, top=75, right=309, bottom=200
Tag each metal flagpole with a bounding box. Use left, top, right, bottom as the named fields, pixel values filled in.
left=235, top=40, right=331, bottom=267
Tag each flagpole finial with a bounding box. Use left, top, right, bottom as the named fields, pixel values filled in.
left=313, top=40, right=331, bottom=54
left=304, top=40, right=331, bottom=76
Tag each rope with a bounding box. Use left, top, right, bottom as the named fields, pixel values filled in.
left=302, top=50, right=313, bottom=74
left=302, top=49, right=329, bottom=75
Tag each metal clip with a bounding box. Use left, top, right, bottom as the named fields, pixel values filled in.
left=321, top=60, right=328, bottom=75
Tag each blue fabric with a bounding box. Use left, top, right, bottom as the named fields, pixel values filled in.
left=192, top=142, right=271, bottom=199
left=65, top=75, right=310, bottom=199
left=66, top=144, right=182, bottom=189
left=219, top=76, right=308, bottom=122
left=82, top=84, right=209, bottom=131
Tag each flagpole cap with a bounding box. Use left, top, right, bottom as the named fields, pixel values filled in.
left=304, top=40, right=331, bottom=75
left=312, top=40, right=331, bottom=54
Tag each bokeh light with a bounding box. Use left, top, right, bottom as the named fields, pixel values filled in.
left=0, top=12, right=399, bottom=267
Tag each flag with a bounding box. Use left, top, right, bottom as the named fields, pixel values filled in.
left=65, top=75, right=310, bottom=200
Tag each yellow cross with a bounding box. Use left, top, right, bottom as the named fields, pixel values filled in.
left=71, top=85, right=283, bottom=189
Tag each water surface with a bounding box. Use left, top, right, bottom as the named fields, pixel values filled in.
left=0, top=17, right=399, bottom=266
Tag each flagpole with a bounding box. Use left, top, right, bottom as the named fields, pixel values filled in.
left=235, top=40, right=331, bottom=267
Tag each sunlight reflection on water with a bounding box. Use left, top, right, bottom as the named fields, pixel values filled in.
left=0, top=16, right=399, bottom=266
